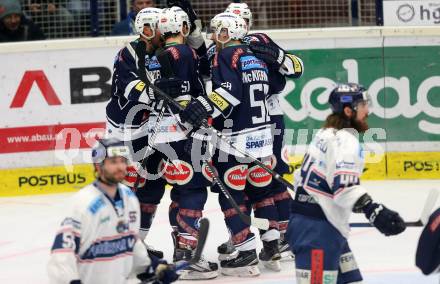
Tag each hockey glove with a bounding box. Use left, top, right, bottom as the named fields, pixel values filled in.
left=363, top=202, right=406, bottom=236
left=167, top=0, right=198, bottom=33
left=179, top=96, right=213, bottom=128
left=154, top=77, right=184, bottom=99
left=249, top=41, right=285, bottom=70
left=137, top=258, right=179, bottom=284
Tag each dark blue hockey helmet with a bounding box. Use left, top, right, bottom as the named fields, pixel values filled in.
left=328, top=83, right=370, bottom=114
left=91, top=138, right=130, bottom=164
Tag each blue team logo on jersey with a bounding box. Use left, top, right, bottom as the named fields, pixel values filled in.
left=240, top=56, right=267, bottom=71
left=146, top=57, right=161, bottom=70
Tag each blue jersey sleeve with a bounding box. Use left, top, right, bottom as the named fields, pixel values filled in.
left=209, top=48, right=244, bottom=119
left=416, top=208, right=440, bottom=275
left=164, top=44, right=205, bottom=100
left=111, top=43, right=152, bottom=104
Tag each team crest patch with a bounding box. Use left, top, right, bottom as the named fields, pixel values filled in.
left=116, top=221, right=129, bottom=233
left=224, top=165, right=248, bottom=190
left=159, top=159, right=193, bottom=185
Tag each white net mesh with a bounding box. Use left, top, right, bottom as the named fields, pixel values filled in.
left=17, top=0, right=378, bottom=39
left=20, top=0, right=120, bottom=38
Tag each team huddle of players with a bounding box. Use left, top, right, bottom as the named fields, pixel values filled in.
left=104, top=0, right=304, bottom=281
left=48, top=1, right=416, bottom=283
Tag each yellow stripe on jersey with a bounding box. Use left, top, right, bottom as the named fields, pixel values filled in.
left=208, top=92, right=230, bottom=111
left=135, top=81, right=146, bottom=92
left=286, top=54, right=303, bottom=74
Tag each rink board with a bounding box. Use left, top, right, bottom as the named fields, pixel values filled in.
left=0, top=151, right=438, bottom=197
left=1, top=27, right=439, bottom=196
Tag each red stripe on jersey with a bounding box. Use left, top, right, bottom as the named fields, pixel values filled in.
left=311, top=249, right=324, bottom=284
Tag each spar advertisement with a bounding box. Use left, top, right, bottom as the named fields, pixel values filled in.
left=0, top=30, right=439, bottom=196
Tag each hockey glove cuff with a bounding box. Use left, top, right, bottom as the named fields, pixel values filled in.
left=179, top=96, right=213, bottom=128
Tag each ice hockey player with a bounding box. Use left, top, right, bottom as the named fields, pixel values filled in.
left=180, top=12, right=285, bottom=276
left=155, top=6, right=218, bottom=280
left=214, top=2, right=304, bottom=266
left=286, top=83, right=406, bottom=283
left=47, top=138, right=178, bottom=284
left=105, top=7, right=169, bottom=260
left=166, top=0, right=210, bottom=75
left=416, top=207, right=440, bottom=275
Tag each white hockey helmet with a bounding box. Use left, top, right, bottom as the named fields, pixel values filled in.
left=91, top=138, right=130, bottom=165
left=158, top=7, right=190, bottom=38
left=134, top=7, right=162, bottom=40
left=209, top=12, right=247, bottom=44
left=225, top=2, right=253, bottom=30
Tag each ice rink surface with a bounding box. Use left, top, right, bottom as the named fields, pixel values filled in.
left=1, top=180, right=439, bottom=284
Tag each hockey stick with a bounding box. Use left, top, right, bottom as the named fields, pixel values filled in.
left=152, top=46, right=269, bottom=229
left=203, top=160, right=270, bottom=230
left=134, top=70, right=295, bottom=192
left=140, top=218, right=210, bottom=284
left=350, top=189, right=439, bottom=227
left=175, top=217, right=210, bottom=271
left=132, top=41, right=169, bottom=191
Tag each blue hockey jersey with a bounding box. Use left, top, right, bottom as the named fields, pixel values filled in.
left=209, top=44, right=282, bottom=158
left=416, top=207, right=440, bottom=275
left=106, top=40, right=161, bottom=141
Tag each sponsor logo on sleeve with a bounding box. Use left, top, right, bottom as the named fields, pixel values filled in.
left=135, top=81, right=146, bottom=92
left=208, top=92, right=230, bottom=111
left=240, top=55, right=267, bottom=71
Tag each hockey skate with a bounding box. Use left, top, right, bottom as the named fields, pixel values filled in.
left=279, top=239, right=295, bottom=262
left=220, top=249, right=260, bottom=277
left=259, top=240, right=281, bottom=271
left=174, top=247, right=219, bottom=280
left=217, top=239, right=238, bottom=261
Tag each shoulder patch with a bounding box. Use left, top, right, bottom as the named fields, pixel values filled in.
left=191, top=48, right=197, bottom=59
left=167, top=47, right=180, bottom=60
left=231, top=48, right=245, bottom=69
left=213, top=53, right=219, bottom=67
left=240, top=55, right=268, bottom=71
left=89, top=197, right=105, bottom=215
left=119, top=184, right=135, bottom=197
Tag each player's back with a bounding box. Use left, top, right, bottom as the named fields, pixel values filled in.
left=293, top=128, right=366, bottom=237
left=212, top=45, right=270, bottom=131
left=163, top=43, right=204, bottom=100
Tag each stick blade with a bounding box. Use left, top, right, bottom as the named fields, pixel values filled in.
left=191, top=218, right=210, bottom=264
left=420, top=189, right=439, bottom=225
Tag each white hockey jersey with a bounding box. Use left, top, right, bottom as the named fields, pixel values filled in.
left=295, top=127, right=367, bottom=238
left=47, top=181, right=150, bottom=284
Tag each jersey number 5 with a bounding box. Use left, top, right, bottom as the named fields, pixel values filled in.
left=249, top=83, right=270, bottom=124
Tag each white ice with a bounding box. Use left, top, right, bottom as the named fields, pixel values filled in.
left=1, top=180, right=439, bottom=284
